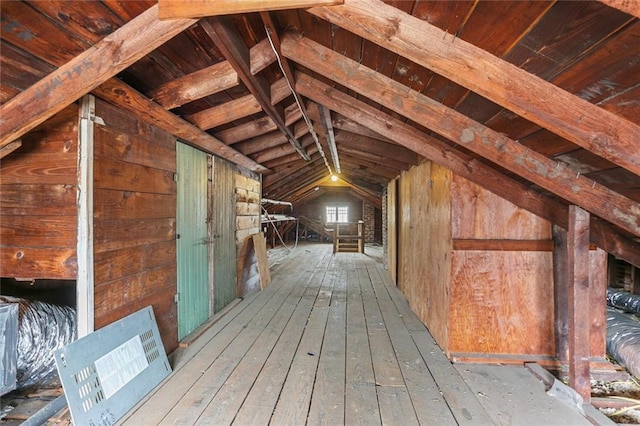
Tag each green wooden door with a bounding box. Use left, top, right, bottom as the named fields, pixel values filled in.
left=177, top=142, right=209, bottom=340
left=212, top=157, right=237, bottom=312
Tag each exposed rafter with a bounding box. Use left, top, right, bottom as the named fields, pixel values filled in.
left=93, top=79, right=268, bottom=173
left=260, top=11, right=332, bottom=174
left=0, top=5, right=197, bottom=148
left=293, top=72, right=640, bottom=266
left=201, top=17, right=310, bottom=161
left=282, top=34, right=640, bottom=237
left=308, top=0, right=640, bottom=176
left=318, top=105, right=341, bottom=174
left=158, top=0, right=343, bottom=19
left=598, top=0, right=640, bottom=18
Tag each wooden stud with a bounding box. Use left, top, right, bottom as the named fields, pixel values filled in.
left=0, top=5, right=196, bottom=148
left=282, top=35, right=640, bottom=237
left=200, top=18, right=310, bottom=161
left=308, top=0, right=640, bottom=176
left=77, top=95, right=96, bottom=337
left=158, top=0, right=343, bottom=19
left=567, top=205, right=591, bottom=403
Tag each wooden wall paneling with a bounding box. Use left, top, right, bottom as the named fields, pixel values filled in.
left=0, top=104, right=79, bottom=281
left=397, top=172, right=410, bottom=296
left=93, top=98, right=178, bottom=352
left=427, top=163, right=452, bottom=350
left=451, top=175, right=551, bottom=240
left=409, top=164, right=429, bottom=330
left=386, top=179, right=398, bottom=286
left=94, top=218, right=176, bottom=253
left=449, top=251, right=555, bottom=358
left=236, top=150, right=261, bottom=286
left=567, top=205, right=591, bottom=402
left=0, top=248, right=77, bottom=281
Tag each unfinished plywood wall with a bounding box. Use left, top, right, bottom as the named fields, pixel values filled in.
left=236, top=169, right=261, bottom=297
left=92, top=99, right=178, bottom=353
left=397, top=162, right=451, bottom=348
left=0, top=105, right=79, bottom=280
left=391, top=160, right=607, bottom=365
left=448, top=174, right=554, bottom=361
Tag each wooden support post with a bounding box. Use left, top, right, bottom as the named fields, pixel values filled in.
left=358, top=221, right=364, bottom=253
left=567, top=205, right=591, bottom=403
left=552, top=224, right=569, bottom=372
left=333, top=222, right=338, bottom=253
left=632, top=266, right=640, bottom=295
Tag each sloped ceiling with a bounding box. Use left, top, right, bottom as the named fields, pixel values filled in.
left=1, top=0, right=639, bottom=265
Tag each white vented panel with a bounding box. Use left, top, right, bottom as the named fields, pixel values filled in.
left=54, top=306, right=171, bottom=425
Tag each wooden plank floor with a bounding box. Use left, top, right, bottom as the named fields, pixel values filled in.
left=120, top=243, right=591, bottom=425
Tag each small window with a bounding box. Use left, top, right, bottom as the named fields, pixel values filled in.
left=326, top=205, right=348, bottom=223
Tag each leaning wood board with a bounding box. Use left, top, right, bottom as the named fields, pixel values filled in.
left=252, top=232, right=271, bottom=289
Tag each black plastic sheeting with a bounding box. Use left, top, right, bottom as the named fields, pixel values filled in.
left=607, top=288, right=640, bottom=316
left=606, top=308, right=640, bottom=379
left=0, top=296, right=76, bottom=390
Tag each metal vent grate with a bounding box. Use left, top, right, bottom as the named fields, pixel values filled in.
left=55, top=307, right=171, bottom=426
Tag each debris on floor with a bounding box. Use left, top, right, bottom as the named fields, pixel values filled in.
left=592, top=378, right=640, bottom=424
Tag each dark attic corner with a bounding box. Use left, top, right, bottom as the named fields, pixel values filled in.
left=1, top=0, right=639, bottom=424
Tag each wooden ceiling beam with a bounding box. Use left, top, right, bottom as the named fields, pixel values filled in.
left=283, top=35, right=640, bottom=237
left=334, top=130, right=420, bottom=166
left=0, top=139, right=22, bottom=160
left=148, top=38, right=276, bottom=110
left=93, top=79, right=268, bottom=173
left=338, top=144, right=413, bottom=171
left=293, top=72, right=640, bottom=266
left=158, top=0, right=343, bottom=19
left=598, top=0, right=640, bottom=18
left=251, top=134, right=315, bottom=164
left=201, top=18, right=310, bottom=161
left=235, top=132, right=288, bottom=156
left=0, top=4, right=196, bottom=148
left=188, top=94, right=262, bottom=130
left=216, top=102, right=302, bottom=144
left=318, top=105, right=341, bottom=173
left=263, top=152, right=308, bottom=169
left=308, top=0, right=640, bottom=176
left=186, top=77, right=292, bottom=130
left=266, top=156, right=331, bottom=196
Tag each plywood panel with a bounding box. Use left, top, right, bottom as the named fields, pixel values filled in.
left=449, top=251, right=555, bottom=356
left=397, top=172, right=411, bottom=295
left=425, top=163, right=452, bottom=349
left=451, top=174, right=551, bottom=240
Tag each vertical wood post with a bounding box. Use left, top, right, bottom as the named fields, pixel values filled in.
left=552, top=224, right=569, bottom=371
left=77, top=95, right=95, bottom=338
left=567, top=205, right=591, bottom=402
left=632, top=266, right=640, bottom=295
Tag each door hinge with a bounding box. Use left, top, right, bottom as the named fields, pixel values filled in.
left=173, top=173, right=179, bottom=182
left=174, top=293, right=180, bottom=303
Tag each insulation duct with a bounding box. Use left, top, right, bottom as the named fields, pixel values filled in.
left=606, top=308, right=640, bottom=379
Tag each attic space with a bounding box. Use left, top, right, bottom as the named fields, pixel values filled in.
left=0, top=0, right=639, bottom=423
